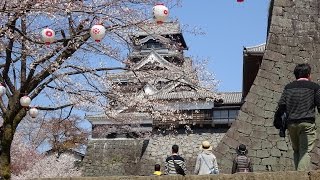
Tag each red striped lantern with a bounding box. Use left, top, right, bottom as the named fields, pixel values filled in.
left=41, top=28, right=55, bottom=46
left=90, top=24, right=106, bottom=42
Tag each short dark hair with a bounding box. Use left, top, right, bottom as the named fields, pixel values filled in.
left=294, top=63, right=311, bottom=79
left=172, top=144, right=179, bottom=153
left=154, top=164, right=160, bottom=171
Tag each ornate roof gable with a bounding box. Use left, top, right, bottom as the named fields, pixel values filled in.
left=160, top=78, right=198, bottom=94
left=148, top=78, right=216, bottom=100
left=132, top=50, right=181, bottom=71
left=136, top=34, right=170, bottom=45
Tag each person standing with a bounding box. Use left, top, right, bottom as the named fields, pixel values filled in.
left=164, top=144, right=187, bottom=175
left=232, top=144, right=253, bottom=173
left=194, top=141, right=219, bottom=175
left=275, top=63, right=320, bottom=171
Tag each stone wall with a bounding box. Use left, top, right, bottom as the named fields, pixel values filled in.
left=214, top=0, right=320, bottom=173
left=83, top=129, right=225, bottom=176
left=35, top=170, right=320, bottom=180
left=82, top=139, right=145, bottom=176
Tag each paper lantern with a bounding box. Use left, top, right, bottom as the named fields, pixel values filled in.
left=90, top=24, right=106, bottom=42
left=153, top=3, right=169, bottom=24
left=41, top=28, right=55, bottom=46
left=0, top=84, right=6, bottom=96
left=29, top=107, right=39, bottom=118
left=20, top=96, right=31, bottom=107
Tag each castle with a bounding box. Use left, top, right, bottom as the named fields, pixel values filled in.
left=83, top=21, right=243, bottom=176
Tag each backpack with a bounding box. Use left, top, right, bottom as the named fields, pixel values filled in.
left=171, top=156, right=186, bottom=176
left=235, top=155, right=250, bottom=173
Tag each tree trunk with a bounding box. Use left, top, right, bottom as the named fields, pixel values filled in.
left=0, top=122, right=14, bottom=180
left=0, top=102, right=26, bottom=179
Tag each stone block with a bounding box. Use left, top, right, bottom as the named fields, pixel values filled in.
left=257, top=150, right=270, bottom=158
left=261, top=157, right=278, bottom=166
left=261, top=140, right=273, bottom=149
left=251, top=139, right=262, bottom=150
left=237, top=121, right=253, bottom=135
left=277, top=141, right=289, bottom=151
left=251, top=130, right=268, bottom=140
left=270, top=148, right=282, bottom=157
left=274, top=0, right=294, bottom=7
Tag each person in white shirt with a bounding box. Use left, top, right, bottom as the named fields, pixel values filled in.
left=194, top=141, right=219, bottom=175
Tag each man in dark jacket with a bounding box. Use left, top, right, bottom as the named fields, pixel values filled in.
left=275, top=63, right=320, bottom=171
left=164, top=144, right=187, bottom=175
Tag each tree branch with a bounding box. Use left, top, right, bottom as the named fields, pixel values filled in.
left=26, top=46, right=64, bottom=87
left=20, top=14, right=27, bottom=86
left=3, top=19, right=17, bottom=94
left=37, top=104, right=74, bottom=111
left=26, top=32, right=91, bottom=94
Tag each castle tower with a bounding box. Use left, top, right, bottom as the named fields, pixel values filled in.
left=87, top=22, right=220, bottom=139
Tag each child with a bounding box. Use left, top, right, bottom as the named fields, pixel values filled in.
left=153, top=164, right=162, bottom=176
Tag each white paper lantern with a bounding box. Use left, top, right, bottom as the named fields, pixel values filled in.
left=153, top=3, right=169, bottom=24
left=20, top=96, right=31, bottom=107
left=90, top=24, right=106, bottom=42
left=0, top=84, right=6, bottom=96
left=41, top=28, right=55, bottom=46
left=29, top=107, right=39, bottom=118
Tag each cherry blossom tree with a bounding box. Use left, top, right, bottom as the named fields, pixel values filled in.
left=10, top=132, right=43, bottom=175
left=0, top=0, right=184, bottom=178
left=11, top=152, right=81, bottom=180
left=17, top=113, right=89, bottom=153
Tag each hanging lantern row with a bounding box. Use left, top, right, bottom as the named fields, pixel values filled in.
left=0, top=84, right=38, bottom=118
left=40, top=4, right=170, bottom=46
left=40, top=24, right=107, bottom=45
left=153, top=3, right=169, bottom=24
left=19, top=95, right=38, bottom=118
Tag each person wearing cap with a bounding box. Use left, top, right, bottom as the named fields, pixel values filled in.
left=194, top=141, right=219, bottom=175
left=232, top=144, right=253, bottom=174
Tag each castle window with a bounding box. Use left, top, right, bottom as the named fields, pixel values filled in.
left=142, top=39, right=163, bottom=50
left=213, top=109, right=239, bottom=125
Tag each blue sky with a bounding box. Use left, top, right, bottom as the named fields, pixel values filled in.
left=170, top=1, right=270, bottom=92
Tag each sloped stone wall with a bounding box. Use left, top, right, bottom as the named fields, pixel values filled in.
left=214, top=0, right=320, bottom=173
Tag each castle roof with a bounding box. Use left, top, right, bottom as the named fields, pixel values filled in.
left=131, top=21, right=188, bottom=49
left=134, top=22, right=181, bottom=36
left=243, top=43, right=266, bottom=55
left=218, top=92, right=242, bottom=104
